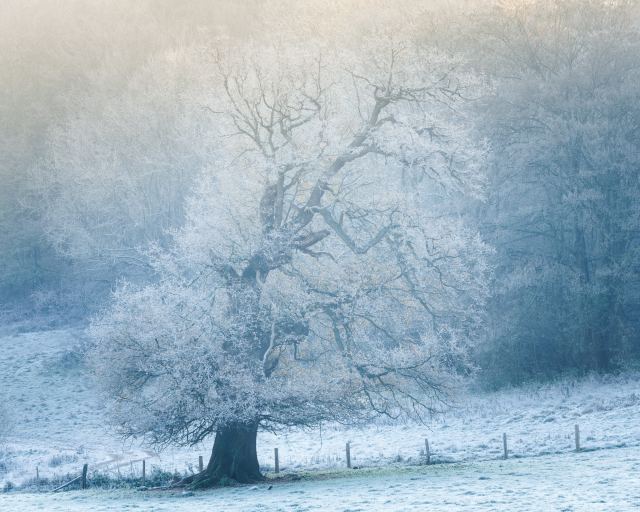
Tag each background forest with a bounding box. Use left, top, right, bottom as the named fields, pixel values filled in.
left=1, top=0, right=639, bottom=389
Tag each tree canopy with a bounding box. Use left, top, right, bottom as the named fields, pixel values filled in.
left=89, top=32, right=491, bottom=486
left=466, top=0, right=640, bottom=382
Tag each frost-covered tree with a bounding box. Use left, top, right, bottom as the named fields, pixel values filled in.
left=26, top=46, right=219, bottom=301
left=90, top=35, right=491, bottom=487
left=466, top=0, right=640, bottom=380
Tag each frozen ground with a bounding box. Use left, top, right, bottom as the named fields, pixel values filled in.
left=1, top=328, right=640, bottom=507
left=1, top=447, right=640, bottom=511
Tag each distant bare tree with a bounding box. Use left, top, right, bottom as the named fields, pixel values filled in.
left=27, top=44, right=221, bottom=302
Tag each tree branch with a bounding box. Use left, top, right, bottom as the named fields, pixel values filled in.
left=319, top=209, right=395, bottom=255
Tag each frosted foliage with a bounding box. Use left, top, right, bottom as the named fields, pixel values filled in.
left=28, top=46, right=220, bottom=284
left=90, top=34, right=491, bottom=448
left=468, top=0, right=640, bottom=376
left=0, top=403, right=10, bottom=445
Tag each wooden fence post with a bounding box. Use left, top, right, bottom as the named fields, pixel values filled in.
left=274, top=448, right=279, bottom=474
left=142, top=460, right=146, bottom=487
left=81, top=464, right=88, bottom=490
left=503, top=433, right=508, bottom=459
left=575, top=424, right=580, bottom=452
left=199, top=455, right=204, bottom=473
left=346, top=442, right=351, bottom=469
left=425, top=439, right=431, bottom=466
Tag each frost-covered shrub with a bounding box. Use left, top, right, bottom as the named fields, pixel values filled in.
left=0, top=458, right=8, bottom=475
left=48, top=453, right=78, bottom=468
left=84, top=465, right=174, bottom=489
left=0, top=404, right=11, bottom=445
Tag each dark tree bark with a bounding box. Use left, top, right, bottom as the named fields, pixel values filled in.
left=191, top=422, right=264, bottom=489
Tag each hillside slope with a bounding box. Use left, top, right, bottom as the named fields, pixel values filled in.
left=1, top=328, right=640, bottom=489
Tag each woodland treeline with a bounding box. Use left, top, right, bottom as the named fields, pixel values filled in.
left=1, top=0, right=639, bottom=387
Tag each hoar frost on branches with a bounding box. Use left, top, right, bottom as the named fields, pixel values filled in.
left=90, top=34, right=492, bottom=488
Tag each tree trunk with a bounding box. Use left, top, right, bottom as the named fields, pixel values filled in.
left=191, top=422, right=264, bottom=489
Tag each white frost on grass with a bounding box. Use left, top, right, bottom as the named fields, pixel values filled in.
left=272, top=373, right=640, bottom=472
left=1, top=328, right=640, bottom=491
left=1, top=447, right=640, bottom=511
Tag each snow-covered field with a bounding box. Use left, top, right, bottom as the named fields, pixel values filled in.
left=1, top=447, right=640, bottom=511
left=2, top=328, right=640, bottom=509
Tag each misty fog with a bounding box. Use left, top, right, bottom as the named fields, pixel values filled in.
left=1, top=0, right=640, bottom=504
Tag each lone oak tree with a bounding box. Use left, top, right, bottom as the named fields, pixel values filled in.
left=90, top=35, right=491, bottom=488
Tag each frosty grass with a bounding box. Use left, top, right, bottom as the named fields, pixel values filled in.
left=1, top=329, right=639, bottom=510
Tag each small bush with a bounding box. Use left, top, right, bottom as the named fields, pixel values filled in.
left=0, top=458, right=9, bottom=475
left=20, top=475, right=51, bottom=489
left=80, top=465, right=175, bottom=490
left=0, top=407, right=11, bottom=450
left=56, top=349, right=84, bottom=370
left=48, top=453, right=78, bottom=468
